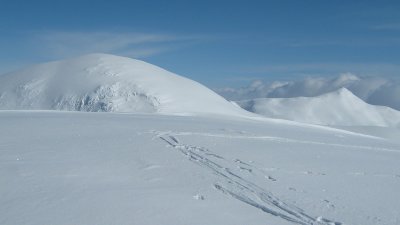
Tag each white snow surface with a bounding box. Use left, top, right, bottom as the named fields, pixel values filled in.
left=0, top=53, right=248, bottom=116
left=1, top=55, right=400, bottom=225
left=237, top=88, right=400, bottom=127
left=1, top=111, right=400, bottom=225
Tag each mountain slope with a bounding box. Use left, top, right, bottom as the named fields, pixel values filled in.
left=0, top=54, right=247, bottom=116
left=1, top=111, right=400, bottom=225
left=237, top=88, right=400, bottom=127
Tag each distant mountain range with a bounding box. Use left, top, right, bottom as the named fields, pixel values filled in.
left=237, top=88, right=400, bottom=127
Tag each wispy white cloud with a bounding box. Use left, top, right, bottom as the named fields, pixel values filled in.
left=116, top=47, right=172, bottom=58
left=29, top=31, right=206, bottom=59
left=371, top=23, right=400, bottom=30
left=241, top=62, right=400, bottom=77
left=0, top=30, right=213, bottom=74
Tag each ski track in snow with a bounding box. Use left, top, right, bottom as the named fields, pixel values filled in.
left=149, top=130, right=400, bottom=154
left=156, top=133, right=342, bottom=225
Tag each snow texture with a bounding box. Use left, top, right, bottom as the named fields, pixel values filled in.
left=1, top=111, right=400, bottom=225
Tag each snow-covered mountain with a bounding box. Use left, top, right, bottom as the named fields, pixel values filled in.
left=237, top=88, right=400, bottom=127
left=1, top=55, right=400, bottom=225
left=0, top=54, right=247, bottom=116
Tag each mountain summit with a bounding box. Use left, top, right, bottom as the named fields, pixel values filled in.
left=0, top=54, right=247, bottom=116
left=237, top=88, right=400, bottom=127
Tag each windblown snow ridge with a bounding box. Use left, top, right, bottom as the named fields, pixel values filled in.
left=0, top=53, right=247, bottom=116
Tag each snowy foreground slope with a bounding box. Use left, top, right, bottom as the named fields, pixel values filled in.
left=1, top=111, right=400, bottom=225
left=1, top=54, right=399, bottom=225
left=237, top=88, right=400, bottom=127
left=0, top=53, right=246, bottom=116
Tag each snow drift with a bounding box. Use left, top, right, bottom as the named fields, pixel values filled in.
left=0, top=54, right=247, bottom=116
left=237, top=88, right=400, bottom=127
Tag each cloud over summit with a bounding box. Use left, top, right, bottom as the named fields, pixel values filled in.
left=216, top=73, right=400, bottom=111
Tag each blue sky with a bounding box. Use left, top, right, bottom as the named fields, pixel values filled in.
left=1, top=0, right=400, bottom=87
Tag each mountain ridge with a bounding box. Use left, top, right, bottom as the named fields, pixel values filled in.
left=237, top=88, right=400, bottom=127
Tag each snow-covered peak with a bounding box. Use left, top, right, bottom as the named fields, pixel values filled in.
left=319, top=87, right=362, bottom=103
left=0, top=53, right=249, bottom=116
left=335, top=87, right=353, bottom=95
left=237, top=88, right=400, bottom=127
